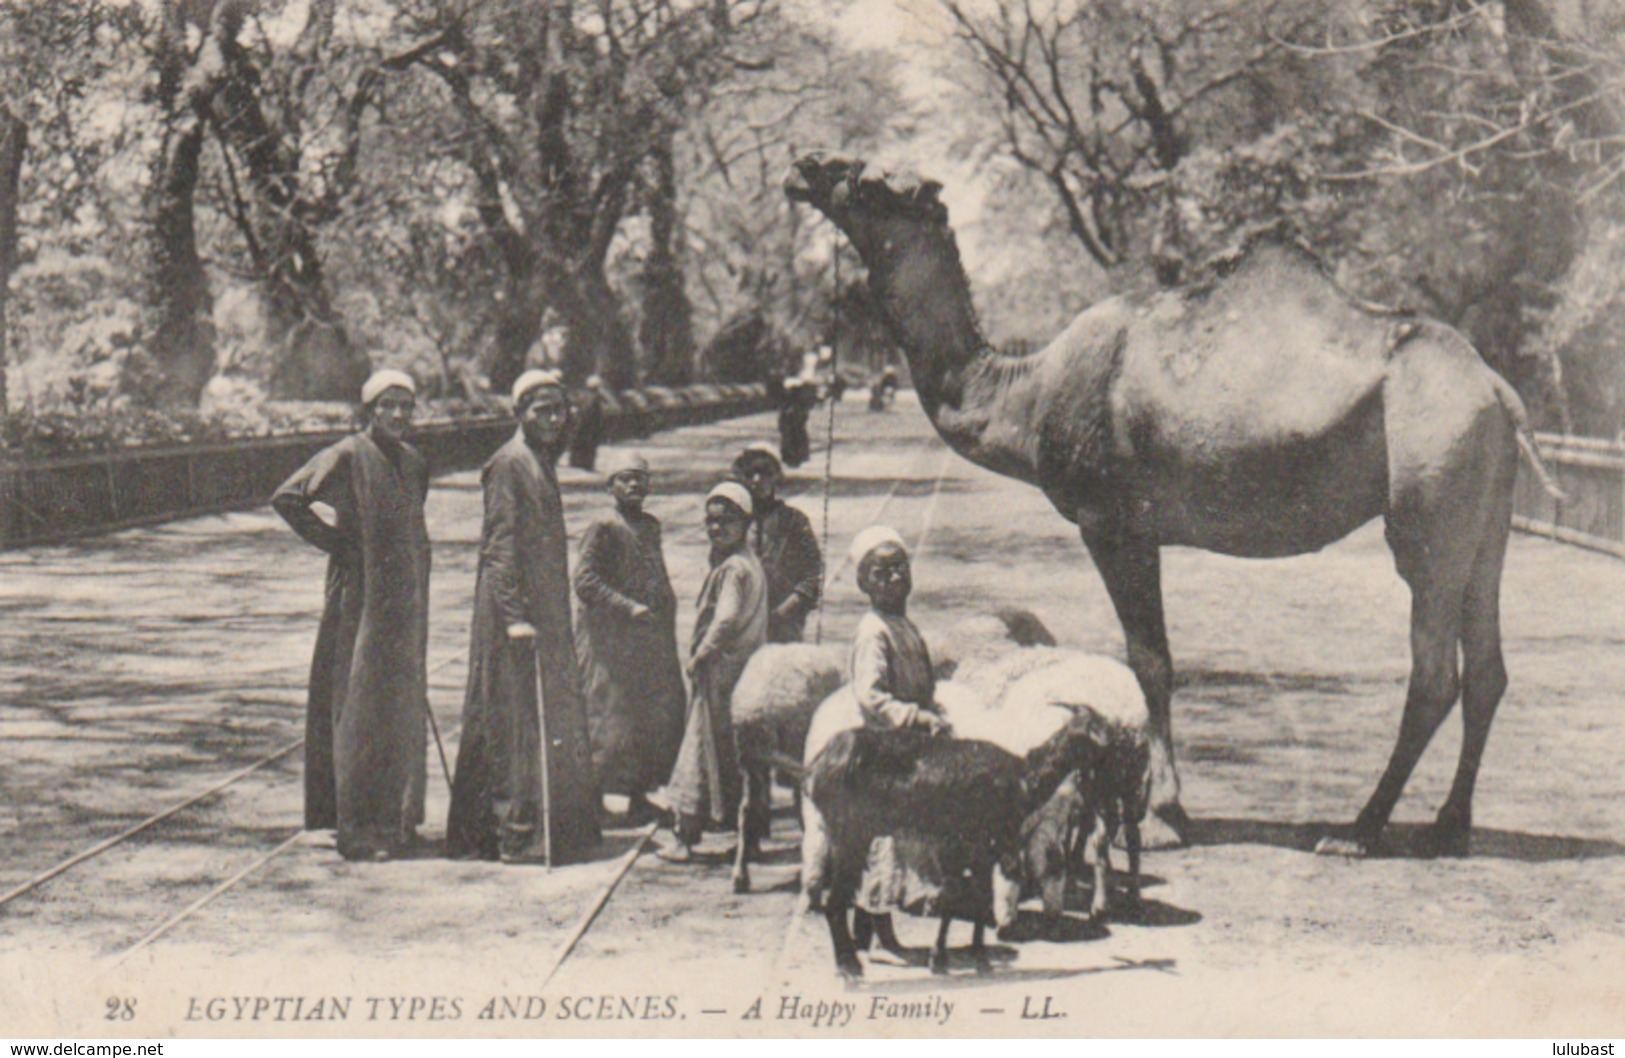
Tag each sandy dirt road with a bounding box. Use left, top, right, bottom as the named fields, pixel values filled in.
left=2, top=396, right=1623, bottom=1038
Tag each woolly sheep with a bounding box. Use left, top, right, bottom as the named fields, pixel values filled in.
left=927, top=606, right=1056, bottom=680
left=803, top=648, right=1151, bottom=927
left=729, top=609, right=1053, bottom=894
left=729, top=643, right=844, bottom=894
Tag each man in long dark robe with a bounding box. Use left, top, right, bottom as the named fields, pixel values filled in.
left=446, top=369, right=600, bottom=864
left=575, top=451, right=686, bottom=820
left=732, top=443, right=822, bottom=643
left=777, top=377, right=813, bottom=468
left=569, top=376, right=605, bottom=471
left=272, top=368, right=431, bottom=862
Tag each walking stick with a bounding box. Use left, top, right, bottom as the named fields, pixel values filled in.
left=423, top=697, right=454, bottom=790
left=535, top=653, right=554, bottom=874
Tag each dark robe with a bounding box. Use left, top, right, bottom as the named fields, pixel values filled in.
left=778, top=397, right=812, bottom=468
left=750, top=499, right=822, bottom=643
left=446, top=430, right=600, bottom=863
left=569, top=390, right=604, bottom=471
left=666, top=548, right=767, bottom=841
left=272, top=432, right=430, bottom=860
left=575, top=506, right=686, bottom=797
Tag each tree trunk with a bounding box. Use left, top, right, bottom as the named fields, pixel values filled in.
left=638, top=140, right=695, bottom=386
left=142, top=1, right=234, bottom=408
left=487, top=272, right=549, bottom=398
left=558, top=267, right=636, bottom=389
left=212, top=5, right=369, bottom=401
left=147, top=90, right=217, bottom=407
left=0, top=105, right=25, bottom=415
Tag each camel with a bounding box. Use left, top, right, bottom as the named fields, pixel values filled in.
left=784, top=151, right=1562, bottom=858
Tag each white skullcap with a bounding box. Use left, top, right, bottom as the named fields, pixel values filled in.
left=586, top=374, right=604, bottom=389
left=360, top=368, right=416, bottom=406
left=601, top=450, right=650, bottom=479
left=736, top=441, right=782, bottom=467
left=512, top=368, right=564, bottom=405
left=705, top=481, right=754, bottom=517
left=849, top=525, right=907, bottom=567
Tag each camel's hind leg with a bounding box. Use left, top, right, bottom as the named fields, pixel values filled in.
left=1435, top=459, right=1515, bottom=856
left=1320, top=350, right=1515, bottom=858
left=1317, top=558, right=1464, bottom=857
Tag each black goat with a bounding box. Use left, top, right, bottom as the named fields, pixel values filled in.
left=805, top=711, right=1112, bottom=977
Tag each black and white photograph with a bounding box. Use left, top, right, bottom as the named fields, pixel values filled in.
left=1, top=0, right=1623, bottom=1041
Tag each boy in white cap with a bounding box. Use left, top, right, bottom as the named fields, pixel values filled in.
left=575, top=451, right=686, bottom=822
left=651, top=481, right=767, bottom=862
left=271, top=368, right=430, bottom=861
left=447, top=369, right=600, bottom=864
left=828, top=525, right=949, bottom=954
left=847, top=525, right=946, bottom=733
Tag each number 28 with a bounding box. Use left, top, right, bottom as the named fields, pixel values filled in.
left=105, top=997, right=136, bottom=1021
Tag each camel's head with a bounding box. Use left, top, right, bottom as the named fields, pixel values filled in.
left=783, top=151, right=948, bottom=227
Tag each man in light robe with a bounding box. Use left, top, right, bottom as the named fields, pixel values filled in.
left=649, top=482, right=767, bottom=862
left=576, top=451, right=686, bottom=821
left=815, top=527, right=951, bottom=952
left=446, top=370, right=600, bottom=864
left=731, top=443, right=822, bottom=643
left=272, top=368, right=431, bottom=862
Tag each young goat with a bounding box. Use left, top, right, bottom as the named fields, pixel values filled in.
left=998, top=656, right=1152, bottom=922
left=805, top=709, right=1113, bottom=978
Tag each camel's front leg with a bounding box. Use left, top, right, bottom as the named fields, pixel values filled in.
left=1083, top=529, right=1186, bottom=846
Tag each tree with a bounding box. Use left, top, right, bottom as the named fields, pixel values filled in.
left=680, top=16, right=910, bottom=380
left=942, top=0, right=1325, bottom=285
left=635, top=134, right=696, bottom=385
left=144, top=0, right=223, bottom=407
left=0, top=103, right=23, bottom=413
left=383, top=0, right=766, bottom=392
left=942, top=0, right=1625, bottom=432
left=1, top=0, right=153, bottom=407
left=198, top=0, right=375, bottom=400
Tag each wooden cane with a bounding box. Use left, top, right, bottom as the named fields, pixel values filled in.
left=536, top=650, right=554, bottom=873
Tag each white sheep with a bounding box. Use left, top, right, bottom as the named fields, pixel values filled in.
left=802, top=648, right=1151, bottom=928
left=730, top=642, right=844, bottom=893
left=730, top=609, right=1054, bottom=894
left=926, top=606, right=1057, bottom=681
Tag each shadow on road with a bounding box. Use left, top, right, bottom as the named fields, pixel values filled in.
left=1189, top=816, right=1625, bottom=862
left=838, top=954, right=1180, bottom=993
left=1176, top=667, right=1362, bottom=696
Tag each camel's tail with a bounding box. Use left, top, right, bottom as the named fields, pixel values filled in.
left=1491, top=374, right=1566, bottom=502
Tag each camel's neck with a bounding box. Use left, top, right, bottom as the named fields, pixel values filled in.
left=846, top=216, right=1041, bottom=484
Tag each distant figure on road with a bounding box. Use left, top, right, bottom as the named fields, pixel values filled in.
left=447, top=369, right=601, bottom=865
left=732, top=442, right=822, bottom=643
left=650, top=482, right=767, bottom=862
left=569, top=375, right=605, bottom=471
left=869, top=366, right=898, bottom=412
left=778, top=377, right=813, bottom=468
left=271, top=368, right=431, bottom=863
left=576, top=451, right=687, bottom=823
